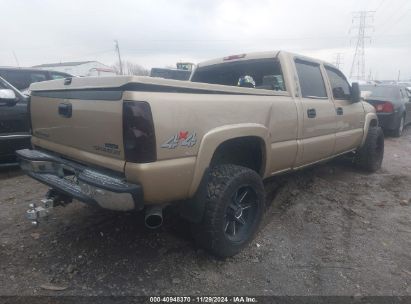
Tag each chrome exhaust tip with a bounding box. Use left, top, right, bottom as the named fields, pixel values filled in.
left=144, top=205, right=163, bottom=229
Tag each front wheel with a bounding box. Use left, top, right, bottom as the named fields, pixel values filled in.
left=191, top=164, right=265, bottom=257
left=355, top=126, right=384, bottom=172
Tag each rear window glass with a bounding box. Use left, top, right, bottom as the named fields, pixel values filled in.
left=191, top=59, right=286, bottom=91
left=360, top=85, right=400, bottom=99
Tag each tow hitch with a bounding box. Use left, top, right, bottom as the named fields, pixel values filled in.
left=26, top=190, right=72, bottom=226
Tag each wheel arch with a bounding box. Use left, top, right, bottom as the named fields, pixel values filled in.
left=188, top=123, right=270, bottom=197
left=361, top=112, right=379, bottom=147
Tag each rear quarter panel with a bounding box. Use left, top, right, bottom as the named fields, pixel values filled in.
left=123, top=91, right=296, bottom=202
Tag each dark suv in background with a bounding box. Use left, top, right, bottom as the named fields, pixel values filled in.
left=0, top=76, right=30, bottom=166
left=0, top=67, right=72, bottom=94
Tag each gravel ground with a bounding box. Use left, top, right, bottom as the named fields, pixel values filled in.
left=0, top=128, right=410, bottom=296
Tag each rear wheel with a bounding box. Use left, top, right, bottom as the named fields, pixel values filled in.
left=191, top=164, right=265, bottom=257
left=355, top=126, right=384, bottom=172
left=392, top=115, right=404, bottom=137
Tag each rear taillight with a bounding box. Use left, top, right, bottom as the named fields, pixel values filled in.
left=374, top=101, right=394, bottom=113
left=123, top=101, right=156, bottom=163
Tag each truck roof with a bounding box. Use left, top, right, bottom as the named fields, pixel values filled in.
left=196, top=50, right=335, bottom=69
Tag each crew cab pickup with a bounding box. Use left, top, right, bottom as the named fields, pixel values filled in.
left=17, top=51, right=384, bottom=257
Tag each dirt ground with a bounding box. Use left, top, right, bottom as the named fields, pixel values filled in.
left=0, top=128, right=410, bottom=296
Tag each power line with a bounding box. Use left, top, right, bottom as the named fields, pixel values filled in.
left=382, top=9, right=411, bottom=33
left=349, top=11, right=375, bottom=80
left=375, top=0, right=409, bottom=29
left=375, top=0, right=386, bottom=11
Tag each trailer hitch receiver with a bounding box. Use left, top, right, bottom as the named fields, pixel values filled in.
left=26, top=199, right=55, bottom=226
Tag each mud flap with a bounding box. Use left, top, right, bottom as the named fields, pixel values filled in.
left=178, top=168, right=210, bottom=223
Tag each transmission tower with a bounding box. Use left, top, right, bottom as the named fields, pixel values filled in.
left=349, top=11, right=375, bottom=80
left=333, top=53, right=344, bottom=70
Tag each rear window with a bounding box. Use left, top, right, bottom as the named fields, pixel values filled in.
left=191, top=59, right=286, bottom=91
left=360, top=85, right=400, bottom=99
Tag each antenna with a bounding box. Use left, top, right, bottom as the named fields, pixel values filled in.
left=349, top=11, right=375, bottom=80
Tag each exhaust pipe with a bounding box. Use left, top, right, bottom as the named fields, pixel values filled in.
left=144, top=205, right=163, bottom=229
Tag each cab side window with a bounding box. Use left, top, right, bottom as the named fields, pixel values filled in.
left=295, top=59, right=327, bottom=98
left=29, top=72, right=47, bottom=84
left=50, top=72, right=68, bottom=80
left=325, top=66, right=351, bottom=100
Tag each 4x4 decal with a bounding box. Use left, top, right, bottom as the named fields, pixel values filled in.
left=161, top=131, right=197, bottom=149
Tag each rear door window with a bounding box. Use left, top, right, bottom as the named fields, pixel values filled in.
left=295, top=59, right=327, bottom=98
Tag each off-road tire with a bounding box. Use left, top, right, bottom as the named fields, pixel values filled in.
left=392, top=115, right=405, bottom=137
left=355, top=126, right=384, bottom=172
left=191, top=164, right=265, bottom=257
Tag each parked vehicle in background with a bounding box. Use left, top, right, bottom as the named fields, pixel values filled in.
left=150, top=67, right=191, bottom=80
left=17, top=51, right=383, bottom=257
left=0, top=67, right=72, bottom=94
left=397, top=82, right=411, bottom=91
left=361, top=84, right=411, bottom=137
left=0, top=76, right=30, bottom=165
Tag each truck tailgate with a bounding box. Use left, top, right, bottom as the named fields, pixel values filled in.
left=30, top=90, right=125, bottom=170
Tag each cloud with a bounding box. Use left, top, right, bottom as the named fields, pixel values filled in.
left=0, top=0, right=410, bottom=79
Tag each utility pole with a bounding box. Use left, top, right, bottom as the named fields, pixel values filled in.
left=349, top=11, right=375, bottom=81
left=114, top=40, right=123, bottom=75
left=333, top=53, right=344, bottom=70
left=397, top=70, right=401, bottom=82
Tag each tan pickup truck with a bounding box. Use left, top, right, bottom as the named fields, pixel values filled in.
left=17, top=51, right=383, bottom=257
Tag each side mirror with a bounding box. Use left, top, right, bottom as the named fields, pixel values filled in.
left=0, top=89, right=17, bottom=106
left=351, top=82, right=361, bottom=103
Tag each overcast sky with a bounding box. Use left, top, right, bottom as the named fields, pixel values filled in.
left=1, top=0, right=410, bottom=80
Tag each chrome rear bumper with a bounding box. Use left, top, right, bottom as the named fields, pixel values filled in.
left=16, top=149, right=143, bottom=211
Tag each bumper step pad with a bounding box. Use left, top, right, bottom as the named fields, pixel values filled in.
left=16, top=149, right=143, bottom=210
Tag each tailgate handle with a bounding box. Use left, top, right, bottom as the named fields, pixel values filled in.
left=58, top=103, right=72, bottom=118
